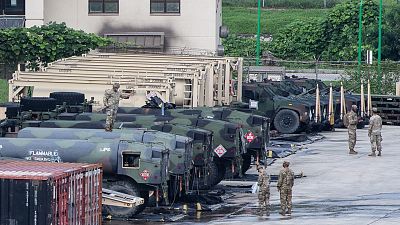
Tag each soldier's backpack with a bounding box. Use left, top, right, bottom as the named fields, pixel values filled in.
left=343, top=113, right=349, bottom=127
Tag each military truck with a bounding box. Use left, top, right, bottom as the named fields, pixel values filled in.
left=22, top=120, right=217, bottom=188
left=0, top=137, right=169, bottom=217
left=72, top=113, right=247, bottom=178
left=236, top=82, right=313, bottom=134
left=116, top=107, right=270, bottom=171
left=17, top=127, right=193, bottom=200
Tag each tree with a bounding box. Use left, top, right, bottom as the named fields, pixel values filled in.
left=0, top=23, right=111, bottom=70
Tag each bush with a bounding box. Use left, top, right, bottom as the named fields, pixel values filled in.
left=0, top=23, right=112, bottom=70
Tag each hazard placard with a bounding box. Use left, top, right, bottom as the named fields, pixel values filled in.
left=140, top=170, right=150, bottom=181
left=245, top=131, right=255, bottom=143
left=214, top=145, right=227, bottom=158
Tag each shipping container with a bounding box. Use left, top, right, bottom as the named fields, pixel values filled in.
left=0, top=160, right=102, bottom=225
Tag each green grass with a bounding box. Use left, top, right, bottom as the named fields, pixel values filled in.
left=223, top=7, right=328, bottom=35
left=223, top=0, right=343, bottom=8
left=0, top=79, right=8, bottom=103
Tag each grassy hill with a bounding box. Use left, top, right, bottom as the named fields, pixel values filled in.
left=0, top=80, right=7, bottom=103
left=223, top=7, right=328, bottom=35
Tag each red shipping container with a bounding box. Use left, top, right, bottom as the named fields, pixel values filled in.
left=0, top=160, right=102, bottom=225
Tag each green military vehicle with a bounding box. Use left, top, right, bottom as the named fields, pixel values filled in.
left=72, top=113, right=247, bottom=178
left=17, top=127, right=193, bottom=200
left=236, top=82, right=313, bottom=134
left=22, top=120, right=217, bottom=188
left=0, top=137, right=169, bottom=217
left=116, top=107, right=270, bottom=170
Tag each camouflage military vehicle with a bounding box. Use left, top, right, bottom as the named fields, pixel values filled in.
left=116, top=107, right=270, bottom=170
left=236, top=82, right=313, bottom=134
left=22, top=120, right=217, bottom=188
left=0, top=137, right=169, bottom=217
left=17, top=127, right=193, bottom=200
left=73, top=113, right=246, bottom=178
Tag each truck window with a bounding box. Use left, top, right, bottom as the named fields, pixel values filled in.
left=122, top=153, right=140, bottom=168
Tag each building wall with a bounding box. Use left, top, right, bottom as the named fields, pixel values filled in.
left=27, top=0, right=222, bottom=53
left=25, top=0, right=44, bottom=27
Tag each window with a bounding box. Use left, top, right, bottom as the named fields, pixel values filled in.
left=89, top=0, right=119, bottom=14
left=122, top=153, right=140, bottom=168
left=150, top=0, right=180, bottom=14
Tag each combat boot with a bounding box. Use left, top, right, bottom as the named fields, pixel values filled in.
left=349, top=150, right=358, bottom=155
left=287, top=209, right=292, bottom=215
left=279, top=211, right=285, bottom=216
left=368, top=152, right=376, bottom=157
left=377, top=151, right=382, bottom=156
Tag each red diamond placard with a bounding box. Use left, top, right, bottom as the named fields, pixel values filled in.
left=214, top=145, right=227, bottom=158
left=245, top=131, right=255, bottom=143
left=140, top=170, right=150, bottom=181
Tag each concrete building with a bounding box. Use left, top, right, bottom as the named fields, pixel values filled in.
left=0, top=0, right=225, bottom=54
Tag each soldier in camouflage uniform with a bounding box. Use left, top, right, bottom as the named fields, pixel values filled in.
left=257, top=164, right=270, bottom=213
left=368, top=108, right=383, bottom=157
left=346, top=105, right=359, bottom=154
left=277, top=161, right=294, bottom=216
left=103, top=83, right=130, bottom=131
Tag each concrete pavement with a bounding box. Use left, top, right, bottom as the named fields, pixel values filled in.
left=209, top=126, right=400, bottom=225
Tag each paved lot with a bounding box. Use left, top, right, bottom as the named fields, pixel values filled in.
left=209, top=126, right=400, bottom=225
left=107, top=126, right=400, bottom=225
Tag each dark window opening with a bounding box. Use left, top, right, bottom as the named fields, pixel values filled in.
left=226, top=127, right=237, bottom=135
left=150, top=0, right=180, bottom=14
left=89, top=0, right=119, bottom=14
left=122, top=153, right=140, bottom=168
left=0, top=0, right=25, bottom=15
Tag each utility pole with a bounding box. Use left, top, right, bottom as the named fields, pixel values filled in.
left=256, top=0, right=261, bottom=66
left=357, top=0, right=364, bottom=82
left=377, top=0, right=383, bottom=94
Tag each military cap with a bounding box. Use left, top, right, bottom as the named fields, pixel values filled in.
left=283, top=161, right=290, bottom=167
left=372, top=107, right=378, bottom=113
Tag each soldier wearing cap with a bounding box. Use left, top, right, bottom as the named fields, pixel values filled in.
left=277, top=161, right=294, bottom=216
left=256, top=163, right=270, bottom=214
left=346, top=105, right=359, bottom=154
left=368, top=108, right=383, bottom=156
left=103, top=83, right=130, bottom=131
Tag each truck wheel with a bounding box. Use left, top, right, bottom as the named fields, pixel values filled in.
left=274, top=109, right=300, bottom=134
left=49, top=92, right=85, bottom=105
left=20, top=97, right=57, bottom=112
left=241, top=153, right=252, bottom=174
left=211, top=161, right=226, bottom=186
left=103, top=180, right=144, bottom=218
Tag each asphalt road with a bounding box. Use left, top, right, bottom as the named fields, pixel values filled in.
left=106, top=126, right=400, bottom=225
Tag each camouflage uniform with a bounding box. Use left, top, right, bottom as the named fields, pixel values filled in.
left=346, top=110, right=358, bottom=153
left=368, top=114, right=382, bottom=156
left=103, top=88, right=123, bottom=131
left=277, top=167, right=294, bottom=215
left=257, top=168, right=270, bottom=211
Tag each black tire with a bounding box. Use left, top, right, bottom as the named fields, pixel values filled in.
left=103, top=180, right=144, bottom=218
left=49, top=92, right=85, bottom=105
left=20, top=97, right=57, bottom=112
left=241, top=153, right=252, bottom=174
left=273, top=109, right=300, bottom=134
left=211, top=161, right=226, bottom=186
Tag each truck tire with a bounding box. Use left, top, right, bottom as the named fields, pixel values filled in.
left=211, top=161, right=226, bottom=186
left=274, top=109, right=300, bottom=134
left=103, top=180, right=144, bottom=218
left=49, top=92, right=85, bottom=105
left=20, top=97, right=57, bottom=112
left=241, top=153, right=252, bottom=174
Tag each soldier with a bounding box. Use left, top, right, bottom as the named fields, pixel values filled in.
left=277, top=161, right=294, bottom=216
left=257, top=164, right=270, bottom=214
left=368, top=108, right=383, bottom=157
left=346, top=105, right=359, bottom=154
left=103, top=83, right=130, bottom=131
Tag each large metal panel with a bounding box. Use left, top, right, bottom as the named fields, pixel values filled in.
left=0, top=160, right=102, bottom=225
